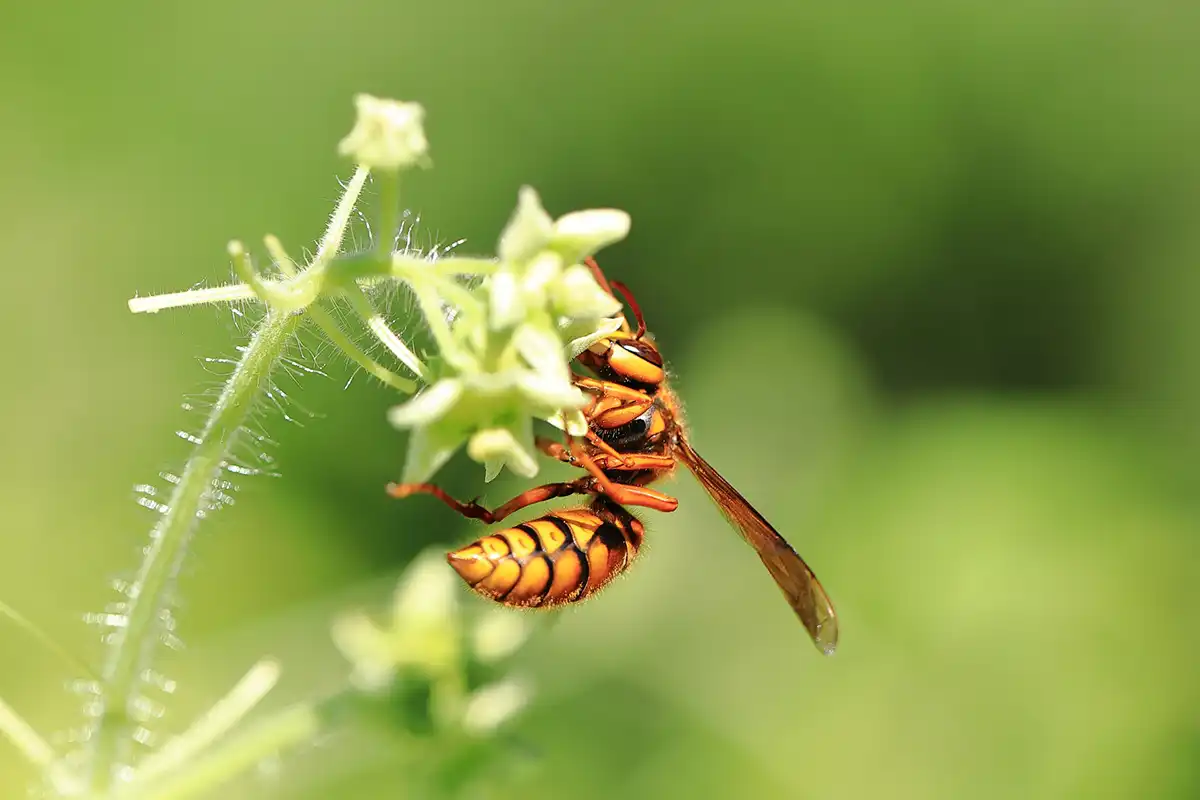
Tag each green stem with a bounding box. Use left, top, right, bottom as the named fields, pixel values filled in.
left=316, top=166, right=370, bottom=266
left=429, top=256, right=499, bottom=276
left=118, top=693, right=352, bottom=800
left=90, top=309, right=303, bottom=790
left=406, top=278, right=476, bottom=371
left=131, top=658, right=281, bottom=787
left=0, top=695, right=55, bottom=769
left=308, top=301, right=419, bottom=393
left=0, top=598, right=96, bottom=680
left=343, top=286, right=432, bottom=382
left=128, top=283, right=257, bottom=314
left=377, top=170, right=401, bottom=257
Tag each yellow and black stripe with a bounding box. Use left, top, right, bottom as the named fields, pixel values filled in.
left=446, top=503, right=645, bottom=608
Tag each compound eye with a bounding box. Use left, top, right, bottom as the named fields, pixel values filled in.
left=600, top=406, right=655, bottom=450
left=621, top=339, right=663, bottom=367
left=610, top=341, right=665, bottom=386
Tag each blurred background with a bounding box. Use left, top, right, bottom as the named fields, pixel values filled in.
left=3, top=0, right=1200, bottom=797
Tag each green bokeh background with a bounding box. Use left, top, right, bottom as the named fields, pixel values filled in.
left=4, top=1, right=1200, bottom=797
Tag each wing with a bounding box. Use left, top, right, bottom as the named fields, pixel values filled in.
left=675, top=437, right=839, bottom=655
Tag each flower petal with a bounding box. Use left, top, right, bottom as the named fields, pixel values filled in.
left=512, top=323, right=570, bottom=379
left=553, top=263, right=623, bottom=321
left=487, top=270, right=524, bottom=330
left=400, top=423, right=467, bottom=484
left=387, top=379, right=463, bottom=428
left=516, top=371, right=586, bottom=412
left=331, top=613, right=396, bottom=692
left=498, top=186, right=554, bottom=265
left=471, top=612, right=533, bottom=664
left=564, top=316, right=623, bottom=359
left=550, top=208, right=631, bottom=265
left=543, top=407, right=590, bottom=437
left=462, top=679, right=532, bottom=735
left=520, top=251, right=563, bottom=296
left=468, top=423, right=539, bottom=481
left=392, top=549, right=460, bottom=627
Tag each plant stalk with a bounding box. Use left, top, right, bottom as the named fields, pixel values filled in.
left=116, top=693, right=352, bottom=800
left=90, top=308, right=303, bottom=790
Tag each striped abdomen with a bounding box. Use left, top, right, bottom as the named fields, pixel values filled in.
left=446, top=503, right=644, bottom=608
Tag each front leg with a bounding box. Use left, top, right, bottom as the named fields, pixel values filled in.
left=536, top=433, right=639, bottom=469
left=537, top=435, right=576, bottom=465
left=538, top=436, right=671, bottom=472
left=568, top=440, right=679, bottom=513
left=533, top=436, right=678, bottom=512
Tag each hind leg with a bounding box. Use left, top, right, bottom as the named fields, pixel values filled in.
left=387, top=479, right=591, bottom=525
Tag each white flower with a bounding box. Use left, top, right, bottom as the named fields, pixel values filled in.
left=498, top=186, right=555, bottom=265
left=487, top=269, right=524, bottom=330
left=388, top=187, right=629, bottom=484
left=471, top=612, right=533, bottom=664
left=469, top=421, right=539, bottom=481
left=513, top=324, right=573, bottom=385
left=331, top=551, right=461, bottom=692
left=388, top=361, right=585, bottom=483
left=549, top=208, right=632, bottom=266
left=552, top=263, right=623, bottom=321
left=338, top=94, right=429, bottom=171
left=462, top=678, right=532, bottom=735
left=564, top=316, right=623, bottom=359
left=496, top=186, right=632, bottom=276
left=386, top=378, right=464, bottom=427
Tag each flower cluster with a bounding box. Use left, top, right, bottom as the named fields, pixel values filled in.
left=388, top=187, right=628, bottom=483
left=332, top=549, right=534, bottom=735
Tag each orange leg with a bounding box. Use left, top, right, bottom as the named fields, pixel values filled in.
left=591, top=453, right=675, bottom=471
left=585, top=431, right=632, bottom=465
left=536, top=436, right=575, bottom=464
left=596, top=483, right=678, bottom=512
left=386, top=480, right=590, bottom=525
left=568, top=439, right=679, bottom=513
left=573, top=377, right=649, bottom=403
left=536, top=436, right=671, bottom=472
left=535, top=432, right=631, bottom=468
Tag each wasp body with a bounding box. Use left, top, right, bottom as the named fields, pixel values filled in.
left=448, top=499, right=644, bottom=608
left=389, top=260, right=839, bottom=655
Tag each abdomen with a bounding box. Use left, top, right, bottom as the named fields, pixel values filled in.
left=446, top=503, right=644, bottom=608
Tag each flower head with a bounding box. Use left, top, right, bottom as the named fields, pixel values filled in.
left=332, top=550, right=461, bottom=692
left=389, top=188, right=630, bottom=483
left=332, top=549, right=535, bottom=736
left=492, top=187, right=626, bottom=330
left=338, top=94, right=430, bottom=171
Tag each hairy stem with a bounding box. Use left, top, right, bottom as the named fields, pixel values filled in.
left=316, top=166, right=369, bottom=266
left=128, top=284, right=256, bottom=314
left=308, top=302, right=419, bottom=392
left=90, top=309, right=303, bottom=790
left=344, top=285, right=432, bottom=381
left=377, top=171, right=400, bottom=257
left=406, top=278, right=475, bottom=371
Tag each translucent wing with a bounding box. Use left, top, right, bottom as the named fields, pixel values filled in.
left=676, top=437, right=839, bottom=655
